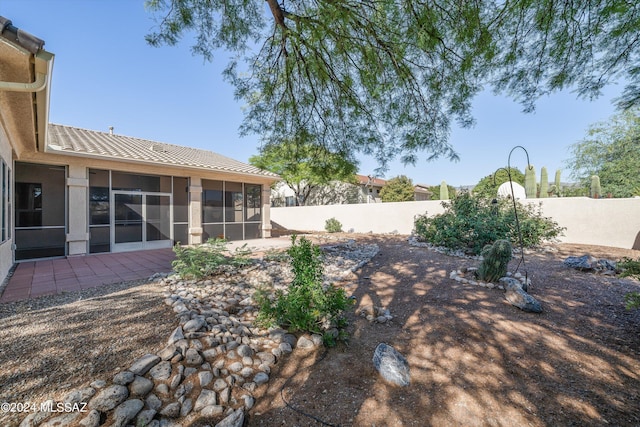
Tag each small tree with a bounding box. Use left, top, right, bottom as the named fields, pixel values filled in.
left=380, top=175, right=415, bottom=202
left=473, top=167, right=525, bottom=199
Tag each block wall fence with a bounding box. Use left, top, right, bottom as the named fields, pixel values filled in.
left=271, top=197, right=640, bottom=250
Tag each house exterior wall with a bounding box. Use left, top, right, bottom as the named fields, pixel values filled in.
left=0, top=124, right=14, bottom=281
left=13, top=150, right=275, bottom=259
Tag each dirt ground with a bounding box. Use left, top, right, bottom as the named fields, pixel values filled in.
left=248, top=235, right=640, bottom=427
left=1, top=235, right=639, bottom=427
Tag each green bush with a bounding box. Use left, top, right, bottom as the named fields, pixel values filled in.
left=255, top=235, right=354, bottom=346
left=617, top=257, right=640, bottom=310
left=172, top=238, right=252, bottom=279
left=325, top=217, right=343, bottom=233
left=413, top=192, right=564, bottom=255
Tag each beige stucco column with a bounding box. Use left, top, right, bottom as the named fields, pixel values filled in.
left=262, top=186, right=272, bottom=238
left=66, top=165, right=89, bottom=256
left=189, top=177, right=203, bottom=245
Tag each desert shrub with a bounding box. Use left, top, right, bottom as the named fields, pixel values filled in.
left=413, top=192, right=564, bottom=255
left=325, top=217, right=343, bottom=233
left=255, top=235, right=354, bottom=346
left=617, top=257, right=640, bottom=309
left=172, top=238, right=252, bottom=279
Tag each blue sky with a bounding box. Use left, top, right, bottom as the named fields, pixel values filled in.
left=2, top=0, right=622, bottom=186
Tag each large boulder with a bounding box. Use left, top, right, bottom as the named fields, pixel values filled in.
left=504, top=282, right=542, bottom=313
left=372, top=343, right=410, bottom=386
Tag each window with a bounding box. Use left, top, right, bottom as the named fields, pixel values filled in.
left=16, top=183, right=42, bottom=227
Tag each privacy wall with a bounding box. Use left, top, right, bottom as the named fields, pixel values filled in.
left=271, top=197, right=640, bottom=250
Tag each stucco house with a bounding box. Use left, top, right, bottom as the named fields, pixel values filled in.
left=0, top=17, right=278, bottom=284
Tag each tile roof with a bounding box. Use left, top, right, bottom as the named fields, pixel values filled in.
left=356, top=174, right=386, bottom=186
left=46, top=124, right=279, bottom=179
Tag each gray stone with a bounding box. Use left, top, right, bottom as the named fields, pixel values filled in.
left=155, top=383, right=170, bottom=396
left=90, top=380, right=106, bottom=389
left=253, top=372, right=269, bottom=385
left=256, top=351, right=276, bottom=366
left=78, top=409, right=100, bottom=427
left=136, top=409, right=157, bottom=426
left=504, top=282, right=543, bottom=313
left=130, top=375, right=155, bottom=397
left=183, top=317, right=206, bottom=332
left=88, top=384, right=129, bottom=411
left=229, top=361, right=243, bottom=372
left=160, top=402, right=181, bottom=418
left=213, top=378, right=228, bottom=391
left=19, top=410, right=51, bottom=427
left=219, top=387, right=231, bottom=404
left=236, top=344, right=253, bottom=358
left=240, top=367, right=254, bottom=378
left=242, top=395, right=255, bottom=409
left=112, top=399, right=144, bottom=427
left=146, top=393, right=163, bottom=411
left=158, top=345, right=178, bottom=361
left=149, top=360, right=172, bottom=380
left=129, top=354, right=161, bottom=375
left=372, top=343, right=411, bottom=387
left=282, top=333, right=298, bottom=347
left=184, top=367, right=197, bottom=377
left=214, top=408, right=245, bottom=427
left=202, top=348, right=218, bottom=361
left=180, top=398, right=193, bottom=417
left=198, top=371, right=213, bottom=387
left=201, top=405, right=224, bottom=417
left=185, top=348, right=204, bottom=365
left=169, top=373, right=183, bottom=390
left=41, top=413, right=81, bottom=426
left=278, top=342, right=292, bottom=354
left=63, top=387, right=96, bottom=405
left=113, top=371, right=135, bottom=385
left=297, top=335, right=315, bottom=349
left=194, top=389, right=218, bottom=411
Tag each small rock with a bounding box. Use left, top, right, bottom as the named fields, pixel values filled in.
left=183, top=317, right=206, bottom=332
left=372, top=343, right=410, bottom=387
left=113, top=371, right=135, bottom=385
left=214, top=408, right=245, bottom=427
left=198, top=371, right=213, bottom=387
left=129, top=375, right=154, bottom=398
left=160, top=402, right=181, bottom=418
left=146, top=394, right=162, bottom=411
left=200, top=405, right=224, bottom=416
left=180, top=398, right=193, bottom=417
left=88, top=384, right=129, bottom=412
left=112, top=399, right=144, bottom=427
left=504, top=282, right=543, bottom=313
left=296, top=335, right=315, bottom=349
left=253, top=372, right=269, bottom=385
left=78, top=409, right=100, bottom=427
left=136, top=409, right=157, bottom=426
left=150, top=361, right=172, bottom=380
left=185, top=348, right=204, bottom=365
left=194, top=389, right=218, bottom=411
left=129, top=354, right=161, bottom=376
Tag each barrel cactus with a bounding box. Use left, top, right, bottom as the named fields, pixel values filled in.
left=539, top=167, right=548, bottom=198
left=590, top=175, right=601, bottom=198
left=440, top=180, right=449, bottom=200
left=477, top=239, right=513, bottom=283
left=524, top=165, right=536, bottom=198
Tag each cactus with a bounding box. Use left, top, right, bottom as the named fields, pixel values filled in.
left=524, top=165, right=536, bottom=198
left=440, top=180, right=449, bottom=200
left=554, top=169, right=562, bottom=197
left=590, top=175, right=601, bottom=198
left=539, top=167, right=549, bottom=198
left=477, top=240, right=513, bottom=283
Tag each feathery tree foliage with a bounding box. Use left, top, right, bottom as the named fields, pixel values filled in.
left=566, top=108, right=640, bottom=198
left=473, top=167, right=525, bottom=199
left=249, top=139, right=357, bottom=205
left=146, top=0, right=640, bottom=168
left=380, top=175, right=415, bottom=202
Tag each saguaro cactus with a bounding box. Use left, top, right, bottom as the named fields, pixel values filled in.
left=440, top=180, right=449, bottom=200
left=539, top=167, right=549, bottom=198
left=524, top=165, right=537, bottom=198
left=554, top=169, right=562, bottom=196
left=590, top=175, right=601, bottom=198
left=477, top=240, right=513, bottom=282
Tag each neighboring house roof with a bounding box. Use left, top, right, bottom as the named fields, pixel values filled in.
left=46, top=124, right=279, bottom=179
left=356, top=174, right=386, bottom=186
left=413, top=185, right=431, bottom=195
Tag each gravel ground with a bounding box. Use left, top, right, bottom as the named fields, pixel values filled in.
left=0, top=279, right=177, bottom=427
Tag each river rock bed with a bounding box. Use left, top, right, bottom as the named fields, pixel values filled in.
left=17, top=240, right=379, bottom=427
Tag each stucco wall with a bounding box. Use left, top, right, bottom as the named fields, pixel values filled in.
left=0, top=125, right=14, bottom=282
left=272, top=197, right=640, bottom=250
